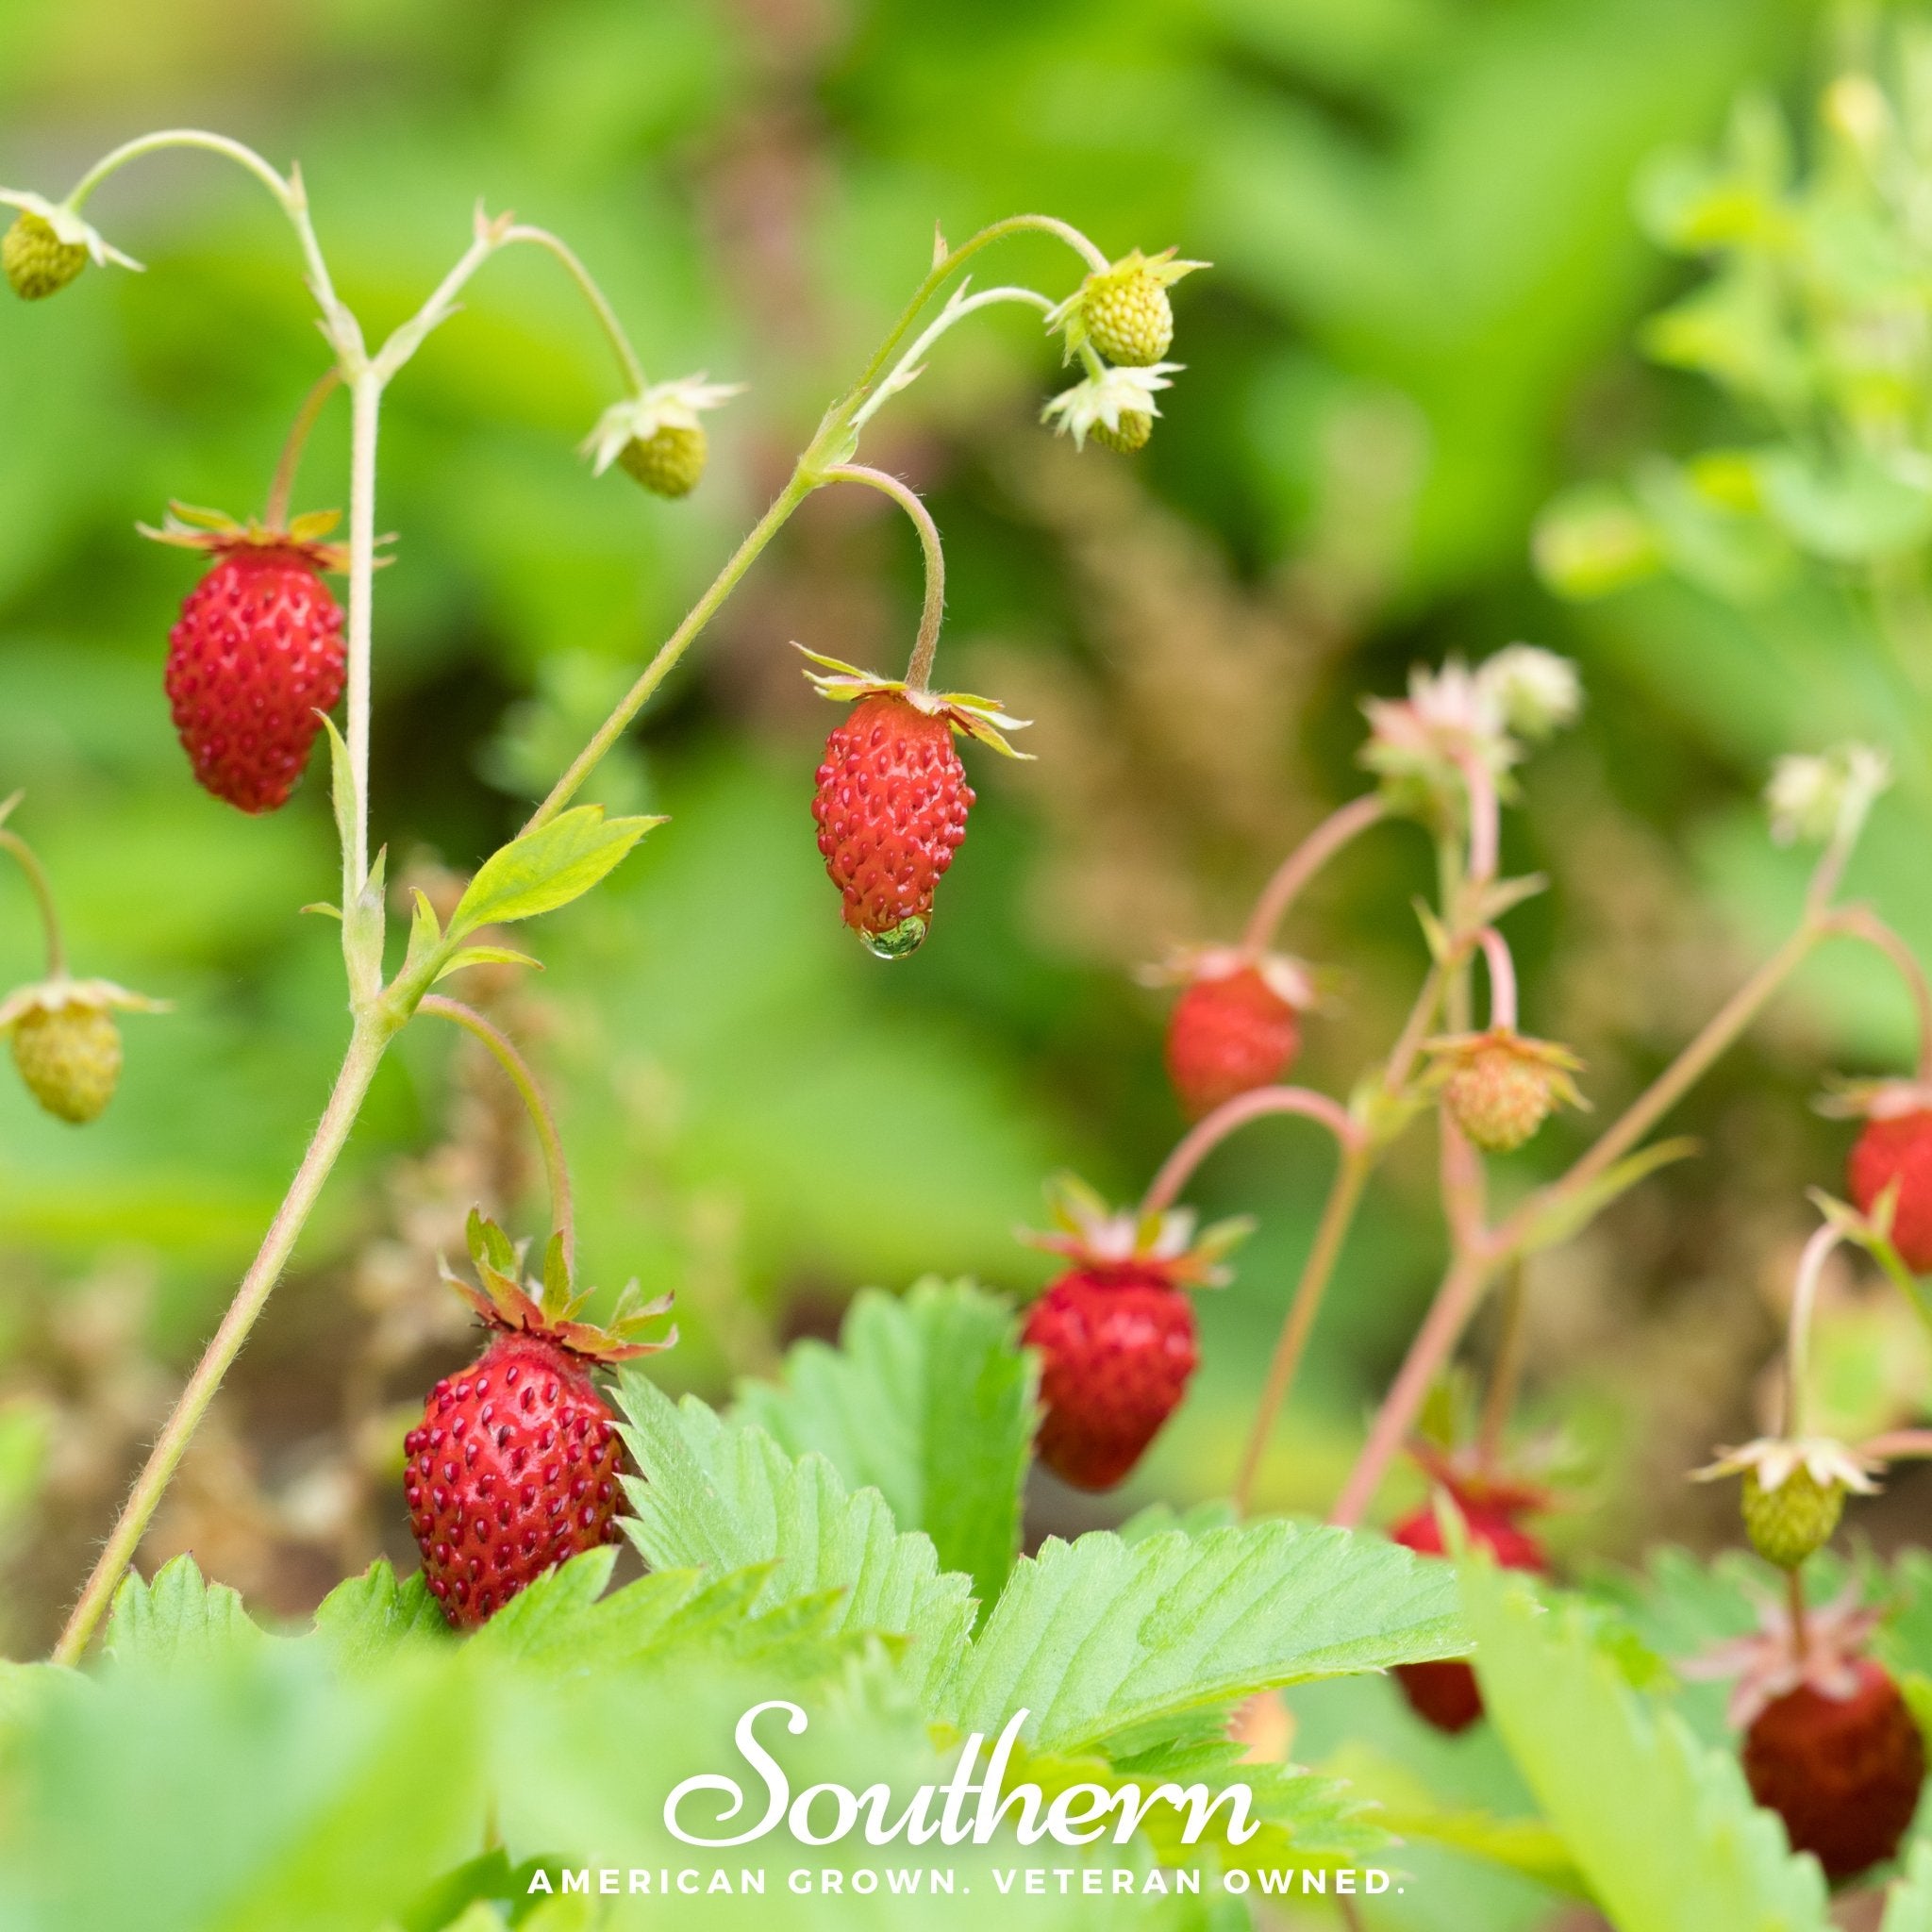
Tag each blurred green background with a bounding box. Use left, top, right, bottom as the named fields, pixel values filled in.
left=5, top=0, right=1931, bottom=1649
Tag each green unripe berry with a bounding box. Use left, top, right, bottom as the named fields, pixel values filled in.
left=1741, top=1465, right=1846, bottom=1571
left=4, top=213, right=88, bottom=301
left=618, top=423, right=708, bottom=498
left=11, top=1004, right=123, bottom=1124
left=1090, top=411, right=1153, bottom=455
left=1082, top=269, right=1174, bottom=367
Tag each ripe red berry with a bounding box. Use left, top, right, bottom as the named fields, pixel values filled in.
left=405, top=1331, right=625, bottom=1629
left=165, top=545, right=344, bottom=813
left=1848, top=1108, right=1932, bottom=1272
left=1165, top=965, right=1302, bottom=1119
left=1391, top=1502, right=1548, bottom=1734
left=811, top=692, right=972, bottom=958
left=1743, top=1658, right=1925, bottom=1881
left=1024, top=1262, right=1199, bottom=1491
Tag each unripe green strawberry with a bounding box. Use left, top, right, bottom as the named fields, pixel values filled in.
left=618, top=423, right=708, bottom=499
left=1741, top=1465, right=1845, bottom=1571
left=3, top=213, right=87, bottom=300
left=10, top=1004, right=122, bottom=1124
left=1090, top=411, right=1152, bottom=455
left=1049, top=249, right=1208, bottom=368
left=1427, top=1028, right=1585, bottom=1155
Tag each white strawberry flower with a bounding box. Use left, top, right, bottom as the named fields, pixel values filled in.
left=1040, top=363, right=1179, bottom=450
left=1694, top=1435, right=1882, bottom=1495
left=1766, top=742, right=1892, bottom=846
left=579, top=375, right=743, bottom=476
left=0, top=190, right=142, bottom=272
left=1476, top=644, right=1582, bottom=741
left=1361, top=658, right=1518, bottom=783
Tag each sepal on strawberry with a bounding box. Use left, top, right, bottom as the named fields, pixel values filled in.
left=0, top=976, right=167, bottom=1124
left=1426, top=1027, right=1587, bottom=1154
left=1693, top=1436, right=1879, bottom=1570
left=1041, top=364, right=1178, bottom=454
left=0, top=190, right=142, bottom=300
left=140, top=501, right=357, bottom=571
left=580, top=376, right=743, bottom=498
left=1046, top=248, right=1208, bottom=366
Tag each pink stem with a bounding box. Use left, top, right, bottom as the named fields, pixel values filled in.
left=1454, top=748, right=1500, bottom=887
left=1141, top=1086, right=1363, bottom=1218
left=1827, top=906, right=1932, bottom=1083
left=1475, top=926, right=1517, bottom=1033
left=1240, top=793, right=1389, bottom=955
left=1860, top=1429, right=1932, bottom=1459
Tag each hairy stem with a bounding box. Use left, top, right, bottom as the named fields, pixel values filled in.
left=823, top=465, right=946, bottom=691
left=1231, top=1148, right=1373, bottom=1513
left=52, top=1016, right=391, bottom=1664
left=1476, top=926, right=1517, bottom=1033
left=343, top=371, right=381, bottom=896
left=263, top=370, right=341, bottom=528
left=0, top=825, right=67, bottom=977
left=418, top=995, right=575, bottom=1272
left=849, top=285, right=1058, bottom=436
left=1240, top=793, right=1388, bottom=956
left=1141, top=1087, right=1362, bottom=1216
left=1829, top=905, right=1932, bottom=1080
left=1783, top=1221, right=1842, bottom=1441
left=500, top=225, right=647, bottom=392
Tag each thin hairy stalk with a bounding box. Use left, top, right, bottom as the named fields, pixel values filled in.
left=1477, top=1263, right=1527, bottom=1469
left=1231, top=1147, right=1373, bottom=1513
left=263, top=370, right=341, bottom=528
left=1786, top=1567, right=1810, bottom=1663
left=1332, top=1252, right=1492, bottom=1527
left=1453, top=748, right=1500, bottom=888
left=849, top=285, right=1058, bottom=435
left=52, top=1017, right=392, bottom=1664
left=0, top=826, right=67, bottom=976
left=1141, top=1087, right=1363, bottom=1217
left=1476, top=926, right=1517, bottom=1032
left=1830, top=904, right=1932, bottom=1079
left=500, top=225, right=647, bottom=391
left=1240, top=793, right=1388, bottom=955
left=823, top=464, right=946, bottom=691
left=1783, top=1221, right=1843, bottom=1441
left=418, top=996, right=575, bottom=1271
left=343, top=371, right=381, bottom=894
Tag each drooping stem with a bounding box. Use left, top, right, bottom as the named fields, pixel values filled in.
left=823, top=464, right=946, bottom=692
left=418, top=995, right=575, bottom=1273
left=0, top=824, right=67, bottom=977
left=1828, top=905, right=1932, bottom=1080
left=500, top=225, right=647, bottom=392
left=52, top=1014, right=393, bottom=1664
left=1783, top=1221, right=1843, bottom=1441
left=1333, top=1251, right=1493, bottom=1527
left=1231, top=1147, right=1373, bottom=1513
left=1476, top=926, right=1517, bottom=1033
left=1477, top=1262, right=1527, bottom=1470
left=1454, top=748, right=1500, bottom=889
left=1141, top=1086, right=1363, bottom=1217
left=849, top=285, right=1058, bottom=436
left=263, top=370, right=341, bottom=528
left=1240, top=793, right=1389, bottom=956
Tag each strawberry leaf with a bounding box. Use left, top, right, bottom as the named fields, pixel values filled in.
left=1884, top=1842, right=1932, bottom=1932
left=1463, top=1557, right=1831, bottom=1932
left=933, top=1521, right=1467, bottom=1757
left=447, top=806, right=663, bottom=941
left=103, top=1553, right=265, bottom=1672
left=731, top=1278, right=1037, bottom=1619
left=613, top=1370, right=974, bottom=1703
left=309, top=1560, right=450, bottom=1676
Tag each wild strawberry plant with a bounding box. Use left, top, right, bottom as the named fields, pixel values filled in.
left=5, top=105, right=1932, bottom=1932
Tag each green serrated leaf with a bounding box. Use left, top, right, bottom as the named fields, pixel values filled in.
left=432, top=945, right=543, bottom=983
left=1113, top=1499, right=1240, bottom=1545
left=1513, top=1138, right=1701, bottom=1257
left=401, top=888, right=442, bottom=979
left=935, top=1521, right=1466, bottom=1757
left=733, top=1280, right=1036, bottom=1616
left=103, top=1553, right=266, bottom=1672
left=1464, top=1558, right=1829, bottom=1932
left=309, top=1560, right=451, bottom=1675
left=448, top=807, right=663, bottom=941
left=614, top=1371, right=974, bottom=1703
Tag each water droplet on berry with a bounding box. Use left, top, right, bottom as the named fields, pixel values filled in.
left=860, top=915, right=927, bottom=960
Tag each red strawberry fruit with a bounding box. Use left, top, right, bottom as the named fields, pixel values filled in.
left=1848, top=1101, right=1932, bottom=1272
left=143, top=504, right=348, bottom=813
left=1020, top=1177, right=1247, bottom=1491
left=1162, top=954, right=1312, bottom=1120
left=406, top=1213, right=673, bottom=1629
left=1390, top=1451, right=1552, bottom=1733
left=1743, top=1658, right=1925, bottom=1880
left=800, top=650, right=1029, bottom=958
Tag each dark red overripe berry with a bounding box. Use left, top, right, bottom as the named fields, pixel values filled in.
left=1848, top=1107, right=1932, bottom=1272
left=1744, top=1658, right=1925, bottom=1881
left=1391, top=1493, right=1549, bottom=1735
left=812, top=693, right=971, bottom=958
left=1165, top=963, right=1304, bottom=1120
left=144, top=505, right=350, bottom=814
left=1019, top=1178, right=1247, bottom=1491
left=406, top=1211, right=674, bottom=1629
left=405, top=1331, right=624, bottom=1629
left=799, top=649, right=1030, bottom=958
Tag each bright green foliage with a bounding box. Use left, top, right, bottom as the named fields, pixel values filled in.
left=1464, top=1559, right=1830, bottom=1932
left=447, top=804, right=663, bottom=940
left=733, top=1278, right=1036, bottom=1612
left=937, top=1521, right=1465, bottom=1757
left=1884, top=1841, right=1932, bottom=1932
left=308, top=1558, right=450, bottom=1676
left=615, top=1368, right=975, bottom=1701
left=103, top=1551, right=266, bottom=1671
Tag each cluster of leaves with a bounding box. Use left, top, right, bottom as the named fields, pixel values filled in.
left=0, top=1282, right=1471, bottom=1930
